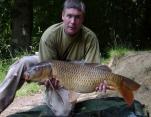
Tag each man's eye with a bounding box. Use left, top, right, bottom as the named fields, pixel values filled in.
left=75, top=15, right=80, bottom=19
left=67, top=14, right=72, bottom=18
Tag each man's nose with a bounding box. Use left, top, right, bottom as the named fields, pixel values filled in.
left=70, top=17, right=76, bottom=24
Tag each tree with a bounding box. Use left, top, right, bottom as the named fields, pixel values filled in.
left=11, top=0, right=33, bottom=54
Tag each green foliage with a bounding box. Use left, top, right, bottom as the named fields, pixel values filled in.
left=0, top=0, right=12, bottom=59
left=0, top=59, right=13, bottom=82
left=108, top=47, right=130, bottom=58
left=102, top=46, right=132, bottom=64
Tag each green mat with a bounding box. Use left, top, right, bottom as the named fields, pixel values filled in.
left=7, top=97, right=149, bottom=117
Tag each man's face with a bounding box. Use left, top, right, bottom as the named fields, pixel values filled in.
left=62, top=8, right=84, bottom=36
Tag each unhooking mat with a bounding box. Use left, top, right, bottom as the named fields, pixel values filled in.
left=7, top=97, right=149, bottom=117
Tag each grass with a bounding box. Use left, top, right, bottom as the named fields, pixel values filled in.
left=0, top=59, right=12, bottom=82
left=102, top=47, right=132, bottom=64
left=16, top=82, right=41, bottom=97
left=108, top=47, right=130, bottom=58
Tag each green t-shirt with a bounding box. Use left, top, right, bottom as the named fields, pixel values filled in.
left=39, top=22, right=101, bottom=63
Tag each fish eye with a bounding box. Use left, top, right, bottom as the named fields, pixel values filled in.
left=32, top=66, right=38, bottom=71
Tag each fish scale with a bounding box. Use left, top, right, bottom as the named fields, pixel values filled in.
left=50, top=61, right=125, bottom=92
left=26, top=60, right=140, bottom=106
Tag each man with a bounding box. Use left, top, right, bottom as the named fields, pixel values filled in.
left=0, top=0, right=109, bottom=116
left=39, top=0, right=101, bottom=63
left=38, top=0, right=103, bottom=115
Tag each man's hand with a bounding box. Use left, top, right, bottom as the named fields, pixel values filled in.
left=38, top=76, right=61, bottom=89
left=45, top=77, right=60, bottom=89
left=95, top=80, right=115, bottom=93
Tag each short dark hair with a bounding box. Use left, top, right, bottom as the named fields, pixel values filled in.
left=63, top=0, right=85, bottom=13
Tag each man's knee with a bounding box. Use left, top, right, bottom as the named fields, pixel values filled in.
left=19, top=55, right=39, bottom=67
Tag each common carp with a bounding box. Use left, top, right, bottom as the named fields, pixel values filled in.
left=25, top=60, right=140, bottom=106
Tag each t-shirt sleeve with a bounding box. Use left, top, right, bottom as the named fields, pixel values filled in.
left=38, top=32, right=57, bottom=62
left=84, top=36, right=101, bottom=63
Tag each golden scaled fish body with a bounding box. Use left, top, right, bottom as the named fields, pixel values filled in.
left=26, top=60, right=140, bottom=106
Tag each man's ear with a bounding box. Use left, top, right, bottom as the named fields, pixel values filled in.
left=62, top=11, right=65, bottom=20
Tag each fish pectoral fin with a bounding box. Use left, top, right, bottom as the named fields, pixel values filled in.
left=45, top=87, right=65, bottom=110
left=55, top=90, right=65, bottom=105
left=68, top=91, right=80, bottom=104
left=46, top=80, right=64, bottom=105
left=118, top=81, right=134, bottom=106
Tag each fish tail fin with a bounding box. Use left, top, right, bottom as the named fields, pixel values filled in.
left=124, top=77, right=140, bottom=91
left=118, top=82, right=134, bottom=106
left=118, top=76, right=140, bottom=106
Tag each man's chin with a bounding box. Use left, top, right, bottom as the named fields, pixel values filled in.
left=66, top=31, right=77, bottom=36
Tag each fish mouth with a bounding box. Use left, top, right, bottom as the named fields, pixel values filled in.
left=23, top=72, right=30, bottom=80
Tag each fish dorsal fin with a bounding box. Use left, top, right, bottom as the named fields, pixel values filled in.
left=95, top=65, right=112, bottom=72
left=69, top=60, right=85, bottom=65
left=70, top=61, right=112, bottom=72
left=69, top=60, right=100, bottom=66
